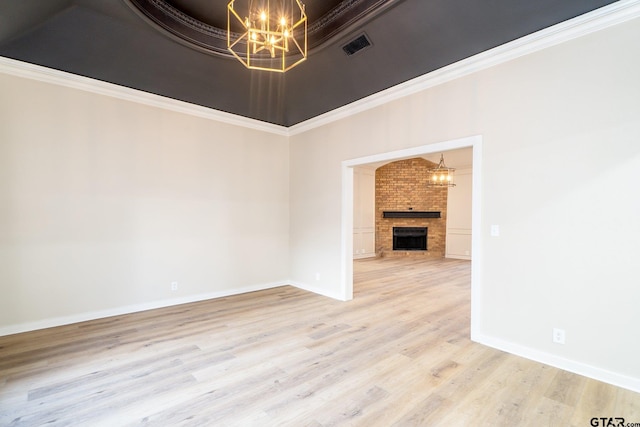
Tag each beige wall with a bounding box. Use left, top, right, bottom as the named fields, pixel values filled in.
left=0, top=74, right=290, bottom=331
left=289, top=18, right=640, bottom=385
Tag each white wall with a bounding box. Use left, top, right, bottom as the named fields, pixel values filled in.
left=445, top=167, right=472, bottom=260
left=0, top=72, right=290, bottom=333
left=289, top=17, right=640, bottom=389
left=352, top=167, right=375, bottom=259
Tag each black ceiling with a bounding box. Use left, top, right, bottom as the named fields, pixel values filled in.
left=0, top=0, right=618, bottom=127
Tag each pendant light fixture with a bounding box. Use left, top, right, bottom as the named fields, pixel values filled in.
left=427, top=154, right=456, bottom=187
left=227, top=0, right=307, bottom=72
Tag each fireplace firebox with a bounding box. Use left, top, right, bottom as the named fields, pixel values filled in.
left=393, top=227, right=427, bottom=251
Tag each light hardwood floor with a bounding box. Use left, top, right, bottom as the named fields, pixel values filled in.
left=1, top=257, right=639, bottom=426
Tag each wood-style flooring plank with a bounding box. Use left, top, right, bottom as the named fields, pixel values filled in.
left=1, top=257, right=639, bottom=426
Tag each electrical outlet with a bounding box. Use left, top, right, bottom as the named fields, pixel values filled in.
left=553, top=328, right=565, bottom=344
left=315, top=272, right=320, bottom=281
left=171, top=281, right=178, bottom=291
left=491, top=224, right=500, bottom=237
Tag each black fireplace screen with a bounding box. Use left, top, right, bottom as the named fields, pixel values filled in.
left=393, top=227, right=427, bottom=251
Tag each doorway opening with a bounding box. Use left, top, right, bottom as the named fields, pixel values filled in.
left=341, top=135, right=482, bottom=339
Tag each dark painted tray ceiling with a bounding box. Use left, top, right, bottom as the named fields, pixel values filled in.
left=0, top=0, right=618, bottom=127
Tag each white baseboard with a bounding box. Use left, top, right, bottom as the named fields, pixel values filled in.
left=0, top=281, right=289, bottom=337
left=445, top=254, right=472, bottom=261
left=353, top=253, right=376, bottom=260
left=475, top=333, right=640, bottom=393
left=4, top=282, right=637, bottom=394
left=289, top=280, right=345, bottom=301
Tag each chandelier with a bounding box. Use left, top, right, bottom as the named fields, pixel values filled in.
left=427, top=154, right=456, bottom=187
left=227, top=0, right=307, bottom=72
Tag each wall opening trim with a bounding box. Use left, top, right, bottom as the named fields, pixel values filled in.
left=341, top=135, right=483, bottom=339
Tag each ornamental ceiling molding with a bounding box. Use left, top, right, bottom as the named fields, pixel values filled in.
left=144, top=0, right=228, bottom=38
left=124, top=0, right=396, bottom=57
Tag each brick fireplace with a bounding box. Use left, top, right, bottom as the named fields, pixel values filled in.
left=376, top=158, right=448, bottom=257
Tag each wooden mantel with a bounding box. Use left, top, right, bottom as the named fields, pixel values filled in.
left=382, top=211, right=441, bottom=219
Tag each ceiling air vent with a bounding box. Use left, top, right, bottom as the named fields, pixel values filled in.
left=342, top=34, right=372, bottom=56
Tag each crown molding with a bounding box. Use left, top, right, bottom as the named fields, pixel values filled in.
left=1, top=1, right=639, bottom=137
left=289, top=0, right=640, bottom=135
left=0, top=57, right=289, bottom=136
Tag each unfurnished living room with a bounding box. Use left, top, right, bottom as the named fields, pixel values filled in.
left=1, top=0, right=640, bottom=425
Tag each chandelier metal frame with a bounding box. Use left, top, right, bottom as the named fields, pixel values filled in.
left=227, top=0, right=307, bottom=72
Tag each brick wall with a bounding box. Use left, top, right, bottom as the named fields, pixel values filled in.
left=375, top=158, right=448, bottom=257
